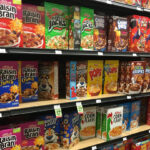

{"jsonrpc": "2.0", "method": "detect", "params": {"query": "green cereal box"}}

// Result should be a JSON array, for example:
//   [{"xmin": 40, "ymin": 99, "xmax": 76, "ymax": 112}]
[
  {"xmin": 80, "ymin": 7, "xmax": 94, "ymax": 51},
  {"xmin": 96, "ymin": 107, "xmax": 102, "ymax": 139},
  {"xmin": 44, "ymin": 2, "xmax": 69, "ymax": 50}
]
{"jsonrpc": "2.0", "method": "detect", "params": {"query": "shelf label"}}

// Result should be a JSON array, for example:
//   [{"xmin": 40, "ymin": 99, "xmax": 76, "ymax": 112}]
[
  {"xmin": 55, "ymin": 50, "xmax": 62, "ymax": 55},
  {"xmin": 76, "ymin": 102, "xmax": 83, "ymax": 114},
  {"xmin": 54, "ymin": 105, "xmax": 62, "ymax": 118},
  {"xmin": 0, "ymin": 49, "xmax": 6, "ymax": 54},
  {"xmin": 132, "ymin": 53, "xmax": 137, "ymax": 57},
  {"xmin": 98, "ymin": 52, "xmax": 103, "ymax": 56},
  {"xmin": 123, "ymin": 137, "xmax": 127, "ymax": 141},
  {"xmin": 127, "ymin": 96, "xmax": 132, "ymax": 99},
  {"xmin": 106, "ymin": 0, "xmax": 112, "ymax": 4},
  {"xmin": 0, "ymin": 113, "xmax": 2, "ymax": 118},
  {"xmin": 136, "ymin": 7, "xmax": 142, "ymax": 11},
  {"xmin": 92, "ymin": 146, "xmax": 97, "ymax": 150},
  {"xmin": 149, "ymin": 130, "xmax": 150, "ymax": 133},
  {"xmin": 96, "ymin": 99, "xmax": 102, "ymax": 103}
]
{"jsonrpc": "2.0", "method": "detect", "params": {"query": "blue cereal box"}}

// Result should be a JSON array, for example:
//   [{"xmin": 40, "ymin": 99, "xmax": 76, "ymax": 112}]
[
  {"xmin": 20, "ymin": 61, "xmax": 38, "ymax": 102},
  {"xmin": 61, "ymin": 112, "xmax": 80, "ymax": 149},
  {"xmin": 0, "ymin": 61, "xmax": 19, "ymax": 108},
  {"xmin": 100, "ymin": 145, "xmax": 114, "ymax": 150},
  {"xmin": 66, "ymin": 61, "xmax": 77, "ymax": 100}
]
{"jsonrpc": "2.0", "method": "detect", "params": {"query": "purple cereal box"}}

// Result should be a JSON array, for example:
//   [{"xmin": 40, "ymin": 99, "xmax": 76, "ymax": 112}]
[
  {"xmin": 21, "ymin": 121, "xmax": 44, "ymax": 150},
  {"xmin": 0, "ymin": 127, "xmax": 21, "ymax": 150}
]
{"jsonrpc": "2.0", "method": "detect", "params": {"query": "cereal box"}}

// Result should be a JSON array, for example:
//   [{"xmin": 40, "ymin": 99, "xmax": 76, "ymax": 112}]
[
  {"xmin": 108, "ymin": 16, "xmax": 128, "ymax": 52},
  {"xmin": 80, "ymin": 7, "xmax": 94, "ymax": 50},
  {"xmin": 39, "ymin": 61, "xmax": 59, "ymax": 100},
  {"xmin": 87, "ymin": 60, "xmax": 103, "ymax": 97},
  {"xmin": 80, "ymin": 106, "xmax": 96, "ymax": 140},
  {"xmin": 94, "ymin": 15, "xmax": 107, "ymax": 52},
  {"xmin": 130, "ymin": 101, "xmax": 141, "ymax": 130},
  {"xmin": 103, "ymin": 60, "xmax": 119, "ymax": 94},
  {"xmin": 22, "ymin": 4, "xmax": 45, "ymax": 48},
  {"xmin": 0, "ymin": 61, "xmax": 19, "ymax": 108},
  {"xmin": 19, "ymin": 61, "xmax": 38, "ymax": 103},
  {"xmin": 66, "ymin": 61, "xmax": 77, "ymax": 100},
  {"xmin": 142, "ymin": 0, "xmax": 150, "ymax": 9},
  {"xmin": 101, "ymin": 145, "xmax": 114, "ymax": 150},
  {"xmin": 45, "ymin": 2, "xmax": 69, "ymax": 50},
  {"xmin": 61, "ymin": 112, "xmax": 80, "ymax": 149},
  {"xmin": 0, "ymin": 127, "xmax": 21, "ymax": 150},
  {"xmin": 126, "ymin": 0, "xmax": 141, "ymax": 6},
  {"xmin": 76, "ymin": 61, "xmax": 87, "ymax": 99},
  {"xmin": 21, "ymin": 121, "xmax": 44, "ymax": 150},
  {"xmin": 145, "ymin": 18, "xmax": 150, "ymax": 52},
  {"xmin": 0, "ymin": 0, "xmax": 22, "ymax": 47},
  {"xmin": 69, "ymin": 6, "xmax": 81, "ymax": 50},
  {"xmin": 96, "ymin": 107, "xmax": 102, "ymax": 139}
]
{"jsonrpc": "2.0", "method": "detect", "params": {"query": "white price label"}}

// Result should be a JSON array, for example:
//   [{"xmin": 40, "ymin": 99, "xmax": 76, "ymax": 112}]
[
  {"xmin": 55, "ymin": 50, "xmax": 62, "ymax": 55},
  {"xmin": 123, "ymin": 137, "xmax": 127, "ymax": 141},
  {"xmin": 149, "ymin": 130, "xmax": 150, "ymax": 133},
  {"xmin": 98, "ymin": 52, "xmax": 103, "ymax": 56},
  {"xmin": 132, "ymin": 53, "xmax": 137, "ymax": 57},
  {"xmin": 54, "ymin": 105, "xmax": 62, "ymax": 118},
  {"xmin": 76, "ymin": 102, "xmax": 83, "ymax": 114},
  {"xmin": 92, "ymin": 146, "xmax": 97, "ymax": 150},
  {"xmin": 0, "ymin": 49, "xmax": 6, "ymax": 53},
  {"xmin": 136, "ymin": 7, "xmax": 142, "ymax": 11},
  {"xmin": 127, "ymin": 96, "xmax": 132, "ymax": 99},
  {"xmin": 96, "ymin": 99, "xmax": 102, "ymax": 103},
  {"xmin": 106, "ymin": 0, "xmax": 112, "ymax": 4},
  {"xmin": 0, "ymin": 113, "xmax": 2, "ymax": 118}
]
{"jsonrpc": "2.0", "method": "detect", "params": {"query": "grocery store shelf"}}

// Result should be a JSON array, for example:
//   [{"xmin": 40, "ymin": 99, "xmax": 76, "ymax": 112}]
[
  {"xmin": 0, "ymin": 92, "xmax": 150, "ymax": 118},
  {"xmin": 72, "ymin": 125, "xmax": 150, "ymax": 150}
]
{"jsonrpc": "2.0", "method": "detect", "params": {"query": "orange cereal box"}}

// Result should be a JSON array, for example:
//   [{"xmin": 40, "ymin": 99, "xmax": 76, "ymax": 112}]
[
  {"xmin": 103, "ymin": 60, "xmax": 119, "ymax": 94},
  {"xmin": 87, "ymin": 60, "xmax": 103, "ymax": 97}
]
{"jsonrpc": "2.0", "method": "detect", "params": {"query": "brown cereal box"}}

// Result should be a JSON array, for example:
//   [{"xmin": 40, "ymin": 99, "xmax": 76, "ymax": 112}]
[{"xmin": 39, "ymin": 61, "xmax": 59, "ymax": 100}]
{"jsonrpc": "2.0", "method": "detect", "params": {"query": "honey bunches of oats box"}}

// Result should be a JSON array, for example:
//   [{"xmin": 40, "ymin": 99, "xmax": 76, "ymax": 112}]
[{"xmin": 45, "ymin": 2, "xmax": 69, "ymax": 50}]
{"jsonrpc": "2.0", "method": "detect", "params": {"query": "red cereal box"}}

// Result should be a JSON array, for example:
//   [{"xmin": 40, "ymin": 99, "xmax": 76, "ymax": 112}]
[
  {"xmin": 145, "ymin": 18, "xmax": 150, "ymax": 52},
  {"xmin": 0, "ymin": 0, "xmax": 22, "ymax": 47},
  {"xmin": 126, "ymin": 0, "xmax": 141, "ymax": 6},
  {"xmin": 23, "ymin": 4, "xmax": 45, "ymax": 48},
  {"xmin": 142, "ymin": 0, "xmax": 150, "ymax": 9}
]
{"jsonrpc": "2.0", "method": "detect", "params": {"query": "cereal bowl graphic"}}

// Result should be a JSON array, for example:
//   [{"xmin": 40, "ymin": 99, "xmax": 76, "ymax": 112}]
[
  {"xmin": 80, "ymin": 126, "xmax": 95, "ymax": 139},
  {"xmin": 88, "ymin": 84, "xmax": 101, "ymax": 96},
  {"xmin": 129, "ymin": 83, "xmax": 141, "ymax": 94},
  {"xmin": 109, "ymin": 126, "xmax": 122, "ymax": 139},
  {"xmin": 130, "ymin": 120, "xmax": 138, "ymax": 129},
  {"xmin": 106, "ymin": 82, "xmax": 117, "ymax": 94},
  {"xmin": 45, "ymin": 143, "xmax": 60, "ymax": 150}
]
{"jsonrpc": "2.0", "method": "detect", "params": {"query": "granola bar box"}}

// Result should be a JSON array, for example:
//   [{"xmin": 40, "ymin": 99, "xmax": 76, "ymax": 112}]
[
  {"xmin": 80, "ymin": 7, "xmax": 94, "ymax": 50},
  {"xmin": 45, "ymin": 2, "xmax": 69, "ymax": 50},
  {"xmin": 0, "ymin": 127, "xmax": 21, "ymax": 150},
  {"xmin": 66, "ymin": 61, "xmax": 77, "ymax": 100},
  {"xmin": 103, "ymin": 60, "xmax": 119, "ymax": 94},
  {"xmin": 94, "ymin": 15, "xmax": 107, "ymax": 52},
  {"xmin": 107, "ymin": 16, "xmax": 128, "ymax": 52},
  {"xmin": 19, "ymin": 61, "xmax": 38, "ymax": 103},
  {"xmin": 80, "ymin": 106, "xmax": 96, "ymax": 140},
  {"xmin": 87, "ymin": 60, "xmax": 103, "ymax": 97},
  {"xmin": 20, "ymin": 121, "xmax": 44, "ymax": 150},
  {"xmin": 69, "ymin": 6, "xmax": 81, "ymax": 50},
  {"xmin": 39, "ymin": 61, "xmax": 59, "ymax": 100},
  {"xmin": 0, "ymin": 61, "xmax": 19, "ymax": 108},
  {"xmin": 22, "ymin": 4, "xmax": 45, "ymax": 48},
  {"xmin": 0, "ymin": 0, "xmax": 22, "ymax": 47},
  {"xmin": 76, "ymin": 61, "xmax": 87, "ymax": 99},
  {"xmin": 61, "ymin": 111, "xmax": 80, "ymax": 149}
]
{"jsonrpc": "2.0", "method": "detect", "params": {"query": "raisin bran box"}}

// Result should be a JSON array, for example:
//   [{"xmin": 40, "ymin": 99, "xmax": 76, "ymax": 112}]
[
  {"xmin": 0, "ymin": 127, "xmax": 21, "ymax": 150},
  {"xmin": 76, "ymin": 61, "xmax": 87, "ymax": 99},
  {"xmin": 80, "ymin": 106, "xmax": 96, "ymax": 140},
  {"xmin": 61, "ymin": 111, "xmax": 80, "ymax": 149},
  {"xmin": 107, "ymin": 16, "xmax": 128, "ymax": 52},
  {"xmin": 20, "ymin": 121, "xmax": 44, "ymax": 150},
  {"xmin": 80, "ymin": 7, "xmax": 94, "ymax": 50},
  {"xmin": 19, "ymin": 61, "xmax": 38, "ymax": 103},
  {"xmin": 45, "ymin": 2, "xmax": 69, "ymax": 50},
  {"xmin": 0, "ymin": 0, "xmax": 22, "ymax": 47},
  {"xmin": 94, "ymin": 15, "xmax": 107, "ymax": 52},
  {"xmin": 23, "ymin": 4, "xmax": 45, "ymax": 48},
  {"xmin": 0, "ymin": 61, "xmax": 19, "ymax": 108},
  {"xmin": 66, "ymin": 61, "xmax": 77, "ymax": 100},
  {"xmin": 39, "ymin": 61, "xmax": 59, "ymax": 100},
  {"xmin": 87, "ymin": 60, "xmax": 103, "ymax": 97}
]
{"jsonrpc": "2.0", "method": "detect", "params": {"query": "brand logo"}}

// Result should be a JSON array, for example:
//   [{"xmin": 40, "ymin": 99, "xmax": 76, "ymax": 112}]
[
  {"xmin": 24, "ymin": 127, "xmax": 40, "ymax": 139},
  {"xmin": 117, "ymin": 20, "xmax": 127, "ymax": 30},
  {"xmin": 82, "ymin": 18, "xmax": 93, "ymax": 32}
]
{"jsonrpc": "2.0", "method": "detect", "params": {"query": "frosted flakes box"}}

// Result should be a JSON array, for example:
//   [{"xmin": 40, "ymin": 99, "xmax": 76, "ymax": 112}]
[
  {"xmin": 0, "ymin": 0, "xmax": 22, "ymax": 47},
  {"xmin": 76, "ymin": 61, "xmax": 87, "ymax": 99},
  {"xmin": 0, "ymin": 127, "xmax": 21, "ymax": 150},
  {"xmin": 96, "ymin": 107, "xmax": 102, "ymax": 139},
  {"xmin": 39, "ymin": 61, "xmax": 59, "ymax": 100},
  {"xmin": 80, "ymin": 106, "xmax": 96, "ymax": 140},
  {"xmin": 103, "ymin": 60, "xmax": 119, "ymax": 94},
  {"xmin": 66, "ymin": 61, "xmax": 77, "ymax": 100},
  {"xmin": 80, "ymin": 7, "xmax": 94, "ymax": 50},
  {"xmin": 21, "ymin": 121, "xmax": 44, "ymax": 150},
  {"xmin": 23, "ymin": 4, "xmax": 45, "ymax": 48},
  {"xmin": 45, "ymin": 2, "xmax": 69, "ymax": 50},
  {"xmin": 87, "ymin": 60, "xmax": 103, "ymax": 97},
  {"xmin": 61, "ymin": 112, "xmax": 80, "ymax": 149},
  {"xmin": 19, "ymin": 61, "xmax": 38, "ymax": 103},
  {"xmin": 0, "ymin": 61, "xmax": 19, "ymax": 108}
]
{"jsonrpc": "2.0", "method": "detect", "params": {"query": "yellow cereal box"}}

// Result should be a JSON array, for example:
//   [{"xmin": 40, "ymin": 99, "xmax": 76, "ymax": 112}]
[
  {"xmin": 87, "ymin": 60, "xmax": 103, "ymax": 97},
  {"xmin": 103, "ymin": 60, "xmax": 119, "ymax": 94}
]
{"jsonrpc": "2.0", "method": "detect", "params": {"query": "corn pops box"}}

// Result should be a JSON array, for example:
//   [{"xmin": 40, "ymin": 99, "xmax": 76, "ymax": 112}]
[
  {"xmin": 21, "ymin": 121, "xmax": 44, "ymax": 150},
  {"xmin": 0, "ymin": 127, "xmax": 21, "ymax": 150},
  {"xmin": 19, "ymin": 61, "xmax": 38, "ymax": 103},
  {"xmin": 0, "ymin": 61, "xmax": 19, "ymax": 108},
  {"xmin": 80, "ymin": 7, "xmax": 94, "ymax": 50},
  {"xmin": 0, "ymin": 0, "xmax": 22, "ymax": 47},
  {"xmin": 87, "ymin": 60, "xmax": 103, "ymax": 97},
  {"xmin": 45, "ymin": 2, "xmax": 69, "ymax": 50},
  {"xmin": 23, "ymin": 4, "xmax": 45, "ymax": 48}
]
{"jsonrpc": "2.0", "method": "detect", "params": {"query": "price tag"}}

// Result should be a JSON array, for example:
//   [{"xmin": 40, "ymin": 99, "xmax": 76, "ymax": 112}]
[
  {"xmin": 0, "ymin": 113, "xmax": 2, "ymax": 118},
  {"xmin": 149, "ymin": 130, "xmax": 150, "ymax": 133},
  {"xmin": 0, "ymin": 49, "xmax": 6, "ymax": 53},
  {"xmin": 92, "ymin": 146, "xmax": 97, "ymax": 150},
  {"xmin": 98, "ymin": 52, "xmax": 103, "ymax": 56},
  {"xmin": 54, "ymin": 105, "xmax": 62, "ymax": 118},
  {"xmin": 106, "ymin": 0, "xmax": 112, "ymax": 4},
  {"xmin": 136, "ymin": 7, "xmax": 142, "ymax": 11},
  {"xmin": 76, "ymin": 102, "xmax": 83, "ymax": 114},
  {"xmin": 96, "ymin": 99, "xmax": 102, "ymax": 103},
  {"xmin": 123, "ymin": 137, "xmax": 127, "ymax": 141},
  {"xmin": 132, "ymin": 53, "xmax": 137, "ymax": 57},
  {"xmin": 55, "ymin": 50, "xmax": 62, "ymax": 55},
  {"xmin": 127, "ymin": 96, "xmax": 132, "ymax": 99}
]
